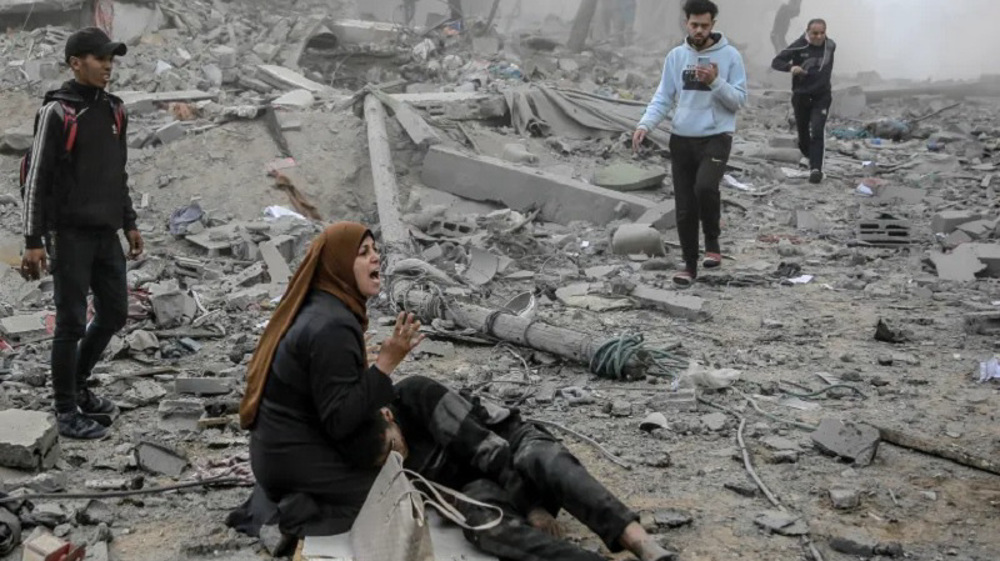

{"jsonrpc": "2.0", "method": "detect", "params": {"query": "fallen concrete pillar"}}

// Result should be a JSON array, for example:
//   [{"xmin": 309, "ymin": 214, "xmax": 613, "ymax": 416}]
[
  {"xmin": 612, "ymin": 224, "xmax": 666, "ymax": 257},
  {"xmin": 364, "ymin": 95, "xmax": 411, "ymax": 264},
  {"xmin": 394, "ymin": 92, "xmax": 507, "ymax": 121},
  {"xmin": 421, "ymin": 146, "xmax": 655, "ymax": 225},
  {"xmin": 369, "ymin": 89, "xmax": 441, "ymax": 149}
]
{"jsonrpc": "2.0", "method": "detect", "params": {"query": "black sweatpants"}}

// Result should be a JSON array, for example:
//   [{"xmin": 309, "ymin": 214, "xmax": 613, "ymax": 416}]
[
  {"xmin": 457, "ymin": 421, "xmax": 638, "ymax": 561},
  {"xmin": 49, "ymin": 229, "xmax": 128, "ymax": 413},
  {"xmin": 792, "ymin": 91, "xmax": 831, "ymax": 172},
  {"xmin": 669, "ymin": 133, "xmax": 732, "ymax": 275}
]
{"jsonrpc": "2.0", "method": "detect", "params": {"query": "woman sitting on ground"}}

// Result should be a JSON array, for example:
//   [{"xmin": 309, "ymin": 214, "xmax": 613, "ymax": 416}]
[{"xmin": 238, "ymin": 222, "xmax": 424, "ymax": 537}]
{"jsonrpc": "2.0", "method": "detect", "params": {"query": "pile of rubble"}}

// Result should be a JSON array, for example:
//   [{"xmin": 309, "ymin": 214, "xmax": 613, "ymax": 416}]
[{"xmin": 0, "ymin": 1, "xmax": 999, "ymax": 560}]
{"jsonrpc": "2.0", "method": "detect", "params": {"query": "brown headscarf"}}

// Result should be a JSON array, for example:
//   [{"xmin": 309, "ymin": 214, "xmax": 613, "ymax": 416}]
[{"xmin": 239, "ymin": 222, "xmax": 372, "ymax": 429}]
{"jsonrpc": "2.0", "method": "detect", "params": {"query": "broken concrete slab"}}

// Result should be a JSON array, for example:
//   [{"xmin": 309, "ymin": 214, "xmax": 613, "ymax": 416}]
[
  {"xmin": 226, "ymin": 285, "xmax": 271, "ymax": 311},
  {"xmin": 874, "ymin": 184, "xmax": 924, "ymax": 204},
  {"xmin": 155, "ymin": 121, "xmax": 185, "ymax": 145},
  {"xmin": 260, "ymin": 240, "xmax": 292, "ymax": 284},
  {"xmin": 150, "ymin": 288, "xmax": 193, "ymax": 328},
  {"xmin": 968, "ymin": 243, "xmax": 1000, "ymax": 277},
  {"xmin": 753, "ymin": 510, "xmax": 809, "ymax": 536},
  {"xmin": 370, "ymin": 89, "xmax": 441, "ymax": 149},
  {"xmin": 592, "ymin": 163, "xmax": 666, "ymax": 192},
  {"xmin": 631, "ymin": 285, "xmax": 707, "ymax": 321},
  {"xmin": 652, "ymin": 509, "xmax": 693, "ymax": 529},
  {"xmin": 257, "ymin": 65, "xmax": 330, "ymax": 94},
  {"xmin": 0, "ymin": 312, "xmax": 49, "ymax": 342},
  {"xmin": 555, "ymin": 283, "xmax": 630, "ymax": 312},
  {"xmin": 464, "ymin": 247, "xmax": 500, "ymax": 286},
  {"xmin": 422, "ymin": 146, "xmax": 654, "ymax": 226},
  {"xmin": 77, "ymin": 499, "xmax": 114, "ymax": 526},
  {"xmin": 634, "ymin": 200, "xmax": 677, "ymax": 231},
  {"xmin": 158, "ymin": 399, "xmax": 206, "ymax": 432},
  {"xmin": 793, "ymin": 210, "xmax": 821, "ymax": 231},
  {"xmin": 135, "ymin": 441, "xmax": 188, "ymax": 477},
  {"xmin": 955, "ymin": 219, "xmax": 994, "ymax": 240},
  {"xmin": 271, "ymin": 89, "xmax": 315, "ymax": 110},
  {"xmin": 0, "ymin": 409, "xmax": 59, "ymax": 471},
  {"xmin": 932, "ymin": 211, "xmax": 982, "ymax": 234},
  {"xmin": 811, "ymin": 418, "xmax": 881, "ymax": 467},
  {"xmin": 174, "ymin": 377, "xmax": 232, "ymax": 396},
  {"xmin": 612, "ymin": 224, "xmax": 666, "ymax": 257},
  {"xmin": 929, "ymin": 245, "xmax": 988, "ymax": 282}
]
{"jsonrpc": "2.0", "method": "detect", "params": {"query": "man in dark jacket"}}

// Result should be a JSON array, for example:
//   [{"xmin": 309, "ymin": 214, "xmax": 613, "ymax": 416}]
[
  {"xmin": 772, "ymin": 18, "xmax": 836, "ymax": 184},
  {"xmin": 344, "ymin": 376, "xmax": 676, "ymax": 561},
  {"xmin": 21, "ymin": 27, "xmax": 144, "ymax": 439}
]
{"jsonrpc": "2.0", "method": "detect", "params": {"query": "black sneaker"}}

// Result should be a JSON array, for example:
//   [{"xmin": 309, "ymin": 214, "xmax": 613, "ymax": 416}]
[
  {"xmin": 809, "ymin": 169, "xmax": 823, "ymax": 184},
  {"xmin": 77, "ymin": 388, "xmax": 118, "ymax": 427},
  {"xmin": 57, "ymin": 410, "xmax": 108, "ymax": 440}
]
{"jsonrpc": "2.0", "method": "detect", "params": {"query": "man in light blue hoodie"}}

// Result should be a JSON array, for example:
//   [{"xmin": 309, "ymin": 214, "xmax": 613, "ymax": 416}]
[{"xmin": 632, "ymin": 0, "xmax": 747, "ymax": 288}]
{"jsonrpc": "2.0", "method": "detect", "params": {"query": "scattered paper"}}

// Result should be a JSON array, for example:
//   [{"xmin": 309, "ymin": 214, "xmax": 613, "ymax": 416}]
[
  {"xmin": 781, "ymin": 167, "xmax": 810, "ymax": 179},
  {"xmin": 786, "ymin": 275, "xmax": 814, "ymax": 284},
  {"xmin": 856, "ymin": 184, "xmax": 874, "ymax": 196},
  {"xmin": 979, "ymin": 357, "xmax": 1000, "ymax": 383}
]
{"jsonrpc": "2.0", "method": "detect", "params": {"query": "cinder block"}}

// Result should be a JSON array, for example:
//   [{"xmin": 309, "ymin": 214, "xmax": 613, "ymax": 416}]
[
  {"xmin": 634, "ymin": 200, "xmax": 676, "ymax": 231},
  {"xmin": 858, "ymin": 218, "xmax": 911, "ymax": 246}
]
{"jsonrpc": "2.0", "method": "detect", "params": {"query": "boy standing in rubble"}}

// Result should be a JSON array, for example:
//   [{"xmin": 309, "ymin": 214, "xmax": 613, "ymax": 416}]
[
  {"xmin": 21, "ymin": 28, "xmax": 144, "ymax": 439},
  {"xmin": 632, "ymin": 0, "xmax": 747, "ymax": 288}
]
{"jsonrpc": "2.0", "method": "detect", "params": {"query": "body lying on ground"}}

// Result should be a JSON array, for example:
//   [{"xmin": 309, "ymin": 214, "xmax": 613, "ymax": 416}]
[{"xmin": 341, "ymin": 375, "xmax": 677, "ymax": 561}]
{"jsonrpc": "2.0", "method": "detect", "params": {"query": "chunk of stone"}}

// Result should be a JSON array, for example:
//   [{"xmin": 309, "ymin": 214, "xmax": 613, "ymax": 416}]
[
  {"xmin": 810, "ymin": 418, "xmax": 881, "ymax": 467},
  {"xmin": 700, "ymin": 412, "xmax": 728, "ymax": 432},
  {"xmin": 753, "ymin": 510, "xmax": 809, "ymax": 536},
  {"xmin": 135, "ymin": 441, "xmax": 188, "ymax": 477},
  {"xmin": 829, "ymin": 529, "xmax": 878, "ymax": 556},
  {"xmin": 0, "ymin": 409, "xmax": 59, "ymax": 471},
  {"xmin": 829, "ymin": 488, "xmax": 860, "ymax": 509}
]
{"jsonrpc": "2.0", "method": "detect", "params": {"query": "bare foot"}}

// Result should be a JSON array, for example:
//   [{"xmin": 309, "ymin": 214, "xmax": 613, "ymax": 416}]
[
  {"xmin": 619, "ymin": 522, "xmax": 678, "ymax": 561},
  {"xmin": 526, "ymin": 507, "xmax": 562, "ymax": 538}
]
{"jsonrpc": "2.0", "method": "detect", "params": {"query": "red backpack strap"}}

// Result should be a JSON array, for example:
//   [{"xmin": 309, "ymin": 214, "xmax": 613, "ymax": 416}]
[
  {"xmin": 112, "ymin": 101, "xmax": 125, "ymax": 137},
  {"xmin": 58, "ymin": 101, "xmax": 79, "ymax": 153}
]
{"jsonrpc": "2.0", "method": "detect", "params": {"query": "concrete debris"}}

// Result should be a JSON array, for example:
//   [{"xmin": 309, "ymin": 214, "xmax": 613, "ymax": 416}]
[
  {"xmin": 630, "ymin": 285, "xmax": 707, "ymax": 320},
  {"xmin": 811, "ymin": 418, "xmax": 881, "ymax": 467},
  {"xmin": 422, "ymin": 146, "xmax": 654, "ymax": 225},
  {"xmin": 77, "ymin": 499, "xmax": 114, "ymax": 526},
  {"xmin": 174, "ymin": 377, "xmax": 232, "ymax": 396},
  {"xmin": 135, "ymin": 441, "xmax": 188, "ymax": 478},
  {"xmin": 932, "ymin": 211, "xmax": 981, "ymax": 234},
  {"xmin": 753, "ymin": 510, "xmax": 809, "ymax": 536},
  {"xmin": 592, "ymin": 163, "xmax": 667, "ymax": 192},
  {"xmin": 155, "ymin": 121, "xmax": 185, "ymax": 145},
  {"xmin": 829, "ymin": 529, "xmax": 879, "ymax": 557},
  {"xmin": 612, "ymin": 224, "xmax": 666, "ymax": 257},
  {"xmin": 158, "ymin": 399, "xmax": 207, "ymax": 432},
  {"xmin": 0, "ymin": 410, "xmax": 59, "ymax": 471},
  {"xmin": 272, "ymin": 89, "xmax": 315, "ymax": 110},
  {"xmin": 634, "ymin": 200, "xmax": 677, "ymax": 231},
  {"xmin": 260, "ymin": 239, "xmax": 293, "ymax": 285},
  {"xmin": 502, "ymin": 143, "xmax": 539, "ymax": 164},
  {"xmin": 257, "ymin": 64, "xmax": 330, "ymax": 94}
]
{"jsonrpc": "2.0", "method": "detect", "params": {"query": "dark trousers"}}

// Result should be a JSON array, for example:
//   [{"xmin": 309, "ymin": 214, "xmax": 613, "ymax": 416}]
[
  {"xmin": 669, "ymin": 133, "xmax": 732, "ymax": 275},
  {"xmin": 792, "ymin": 91, "xmax": 832, "ymax": 171},
  {"xmin": 458, "ymin": 422, "xmax": 638, "ymax": 561},
  {"xmin": 49, "ymin": 229, "xmax": 128, "ymax": 413}
]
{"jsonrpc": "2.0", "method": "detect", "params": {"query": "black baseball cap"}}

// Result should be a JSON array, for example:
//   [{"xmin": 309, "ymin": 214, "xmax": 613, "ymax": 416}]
[{"xmin": 65, "ymin": 27, "xmax": 127, "ymax": 63}]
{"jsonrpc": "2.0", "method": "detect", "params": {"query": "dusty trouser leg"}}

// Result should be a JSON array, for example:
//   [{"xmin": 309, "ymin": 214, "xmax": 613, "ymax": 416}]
[
  {"xmin": 791, "ymin": 93, "xmax": 813, "ymax": 160},
  {"xmin": 457, "ymin": 479, "xmax": 606, "ymax": 561},
  {"xmin": 808, "ymin": 92, "xmax": 832, "ymax": 172},
  {"xmin": 669, "ymin": 134, "xmax": 701, "ymax": 274},
  {"xmin": 694, "ymin": 134, "xmax": 732, "ymax": 256},
  {"xmin": 506, "ymin": 422, "xmax": 639, "ymax": 553}
]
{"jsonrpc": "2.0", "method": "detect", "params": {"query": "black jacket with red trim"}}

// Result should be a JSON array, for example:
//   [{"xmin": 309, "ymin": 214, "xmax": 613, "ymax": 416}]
[{"xmin": 22, "ymin": 80, "xmax": 137, "ymax": 249}]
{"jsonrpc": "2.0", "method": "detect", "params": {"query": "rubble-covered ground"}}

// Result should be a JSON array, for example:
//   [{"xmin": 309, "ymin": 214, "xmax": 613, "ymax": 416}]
[{"xmin": 1, "ymin": 1, "xmax": 999, "ymax": 560}]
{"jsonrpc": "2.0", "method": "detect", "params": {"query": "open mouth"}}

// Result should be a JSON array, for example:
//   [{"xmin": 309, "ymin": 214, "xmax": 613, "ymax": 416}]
[{"xmin": 370, "ymin": 270, "xmax": 380, "ymax": 282}]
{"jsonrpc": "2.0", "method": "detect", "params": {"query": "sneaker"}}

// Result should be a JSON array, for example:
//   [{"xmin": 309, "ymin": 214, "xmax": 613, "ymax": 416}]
[
  {"xmin": 703, "ymin": 252, "xmax": 723, "ymax": 269},
  {"xmin": 809, "ymin": 169, "xmax": 823, "ymax": 184},
  {"xmin": 77, "ymin": 388, "xmax": 118, "ymax": 427},
  {"xmin": 672, "ymin": 270, "xmax": 696, "ymax": 288},
  {"xmin": 57, "ymin": 410, "xmax": 108, "ymax": 440}
]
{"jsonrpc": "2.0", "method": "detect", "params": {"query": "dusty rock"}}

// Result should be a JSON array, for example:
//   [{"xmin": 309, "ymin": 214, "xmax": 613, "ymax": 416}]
[
  {"xmin": 0, "ymin": 409, "xmax": 59, "ymax": 471},
  {"xmin": 829, "ymin": 529, "xmax": 878, "ymax": 556},
  {"xmin": 753, "ymin": 510, "xmax": 809, "ymax": 536},
  {"xmin": 811, "ymin": 418, "xmax": 881, "ymax": 467},
  {"xmin": 829, "ymin": 488, "xmax": 860, "ymax": 509}
]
